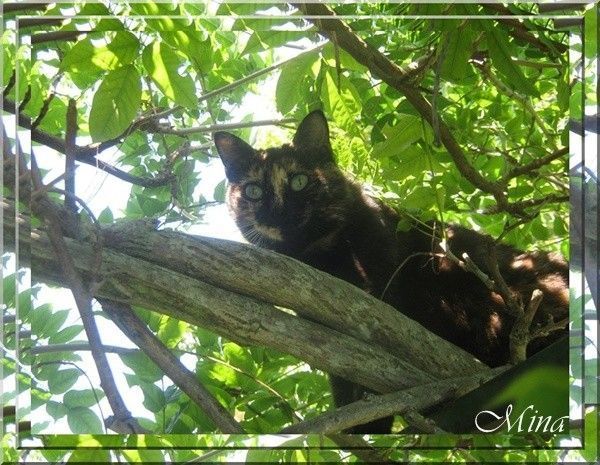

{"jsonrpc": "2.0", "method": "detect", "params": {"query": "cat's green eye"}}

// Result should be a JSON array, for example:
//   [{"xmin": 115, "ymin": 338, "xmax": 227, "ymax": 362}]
[
  {"xmin": 290, "ymin": 173, "xmax": 309, "ymax": 192},
  {"xmin": 243, "ymin": 183, "xmax": 263, "ymax": 200}
]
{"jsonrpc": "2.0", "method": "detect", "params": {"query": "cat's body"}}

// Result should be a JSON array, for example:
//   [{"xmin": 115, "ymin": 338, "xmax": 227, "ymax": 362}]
[{"xmin": 214, "ymin": 110, "xmax": 569, "ymax": 433}]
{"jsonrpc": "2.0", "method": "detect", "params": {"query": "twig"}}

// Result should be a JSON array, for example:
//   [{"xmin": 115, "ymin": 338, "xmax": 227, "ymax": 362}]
[
  {"xmin": 144, "ymin": 42, "xmax": 328, "ymax": 123},
  {"xmin": 485, "ymin": 194, "xmax": 569, "ymax": 215},
  {"xmin": 6, "ymin": 98, "xmax": 175, "ymax": 187},
  {"xmin": 504, "ymin": 147, "xmax": 569, "ymax": 180},
  {"xmin": 530, "ymin": 316, "xmax": 569, "ymax": 341},
  {"xmin": 28, "ymin": 343, "xmax": 134, "ymax": 356},
  {"xmin": 148, "ymin": 118, "xmax": 297, "ymax": 136},
  {"xmin": 28, "ymin": 153, "xmax": 146, "ymax": 434},
  {"xmin": 509, "ymin": 289, "xmax": 544, "ymax": 363},
  {"xmin": 380, "ymin": 252, "xmax": 437, "ymax": 300},
  {"xmin": 441, "ymin": 245, "xmax": 496, "ymax": 291},
  {"xmin": 99, "ymin": 299, "xmax": 245, "ymax": 434}
]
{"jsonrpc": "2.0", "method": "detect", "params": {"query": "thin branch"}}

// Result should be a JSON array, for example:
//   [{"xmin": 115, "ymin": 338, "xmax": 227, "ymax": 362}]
[
  {"xmin": 485, "ymin": 194, "xmax": 569, "ymax": 215},
  {"xmin": 28, "ymin": 343, "xmax": 134, "ymax": 356},
  {"xmin": 149, "ymin": 118, "xmax": 297, "ymax": 136},
  {"xmin": 144, "ymin": 42, "xmax": 329, "ymax": 123},
  {"xmin": 28, "ymin": 152, "xmax": 146, "ymax": 434},
  {"xmin": 99, "ymin": 299, "xmax": 245, "ymax": 434},
  {"xmin": 4, "ymin": 98, "xmax": 174, "ymax": 188},
  {"xmin": 31, "ymin": 30, "xmax": 86, "ymax": 45},
  {"xmin": 504, "ymin": 147, "xmax": 569, "ymax": 180},
  {"xmin": 281, "ymin": 369, "xmax": 503, "ymax": 434},
  {"xmin": 509, "ymin": 289, "xmax": 544, "ymax": 363},
  {"xmin": 530, "ymin": 316, "xmax": 569, "ymax": 341}
]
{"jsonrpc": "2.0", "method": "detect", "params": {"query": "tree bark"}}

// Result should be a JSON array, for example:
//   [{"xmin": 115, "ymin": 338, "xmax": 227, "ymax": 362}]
[{"xmin": 3, "ymin": 198, "xmax": 491, "ymax": 394}]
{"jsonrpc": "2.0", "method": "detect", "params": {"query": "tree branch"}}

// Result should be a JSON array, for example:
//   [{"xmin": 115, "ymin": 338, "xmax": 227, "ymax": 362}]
[
  {"xmin": 4, "ymin": 98, "xmax": 174, "ymax": 188},
  {"xmin": 4, "ymin": 195, "xmax": 494, "ymax": 396},
  {"xmin": 504, "ymin": 147, "xmax": 569, "ymax": 180},
  {"xmin": 27, "ymin": 154, "xmax": 146, "ymax": 434},
  {"xmin": 99, "ymin": 299, "xmax": 245, "ymax": 434},
  {"xmin": 280, "ymin": 370, "xmax": 501, "ymax": 434},
  {"xmin": 481, "ymin": 3, "xmax": 568, "ymax": 55},
  {"xmin": 64, "ymin": 99, "xmax": 77, "ymax": 212},
  {"xmin": 148, "ymin": 118, "xmax": 297, "ymax": 136},
  {"xmin": 296, "ymin": 3, "xmax": 506, "ymax": 201}
]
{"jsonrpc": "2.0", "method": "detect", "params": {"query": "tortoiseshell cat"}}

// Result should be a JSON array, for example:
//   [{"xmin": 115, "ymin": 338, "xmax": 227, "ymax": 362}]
[{"xmin": 213, "ymin": 110, "xmax": 569, "ymax": 433}]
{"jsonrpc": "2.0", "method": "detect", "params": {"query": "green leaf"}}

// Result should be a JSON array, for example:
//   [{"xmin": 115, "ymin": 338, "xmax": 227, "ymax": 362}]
[
  {"xmin": 242, "ymin": 30, "xmax": 309, "ymax": 56},
  {"xmin": 61, "ymin": 31, "xmax": 139, "ymax": 73},
  {"xmin": 63, "ymin": 389, "xmax": 102, "ymax": 408},
  {"xmin": 142, "ymin": 41, "xmax": 197, "ymax": 109},
  {"xmin": 66, "ymin": 406, "xmax": 104, "ymax": 433},
  {"xmin": 39, "ymin": 309, "xmax": 70, "ymax": 339},
  {"xmin": 276, "ymin": 50, "xmax": 320, "ymax": 114},
  {"xmin": 89, "ymin": 65, "xmax": 141, "ymax": 142},
  {"xmin": 213, "ymin": 179, "xmax": 226, "ymax": 202},
  {"xmin": 47, "ymin": 368, "xmax": 79, "ymax": 394},
  {"xmin": 482, "ymin": 22, "xmax": 538, "ymax": 97},
  {"xmin": 135, "ymin": 194, "xmax": 169, "ymax": 216},
  {"xmin": 48, "ymin": 325, "xmax": 83, "ymax": 344},
  {"xmin": 98, "ymin": 207, "xmax": 114, "ymax": 224},
  {"xmin": 160, "ymin": 31, "xmax": 212, "ymax": 73},
  {"xmin": 120, "ymin": 352, "xmax": 163, "ymax": 383},
  {"xmin": 440, "ymin": 27, "xmax": 474, "ymax": 82},
  {"xmin": 321, "ymin": 70, "xmax": 362, "ymax": 137},
  {"xmin": 157, "ymin": 316, "xmax": 188, "ymax": 348},
  {"xmin": 371, "ymin": 114, "xmax": 423, "ymax": 159},
  {"xmin": 46, "ymin": 400, "xmax": 68, "ymax": 420}
]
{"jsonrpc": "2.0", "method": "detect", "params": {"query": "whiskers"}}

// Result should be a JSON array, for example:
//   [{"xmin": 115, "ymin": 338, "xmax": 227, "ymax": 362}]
[{"xmin": 239, "ymin": 222, "xmax": 269, "ymax": 248}]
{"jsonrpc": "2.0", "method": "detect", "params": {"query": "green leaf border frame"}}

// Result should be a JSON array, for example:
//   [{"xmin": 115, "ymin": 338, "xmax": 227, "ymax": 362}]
[{"xmin": 1, "ymin": 1, "xmax": 597, "ymax": 463}]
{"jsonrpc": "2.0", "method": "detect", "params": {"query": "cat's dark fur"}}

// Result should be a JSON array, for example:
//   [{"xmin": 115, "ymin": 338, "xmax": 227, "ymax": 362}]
[{"xmin": 214, "ymin": 110, "xmax": 569, "ymax": 433}]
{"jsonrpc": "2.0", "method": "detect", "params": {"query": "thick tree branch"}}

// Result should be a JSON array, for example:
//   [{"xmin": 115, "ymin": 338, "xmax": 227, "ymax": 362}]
[
  {"xmin": 4, "ymin": 196, "xmax": 493, "ymax": 395},
  {"xmin": 101, "ymin": 222, "xmax": 486, "ymax": 378}
]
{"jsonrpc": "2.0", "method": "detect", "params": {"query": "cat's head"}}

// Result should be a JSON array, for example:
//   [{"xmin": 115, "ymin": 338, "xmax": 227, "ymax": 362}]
[{"xmin": 213, "ymin": 110, "xmax": 356, "ymax": 252}]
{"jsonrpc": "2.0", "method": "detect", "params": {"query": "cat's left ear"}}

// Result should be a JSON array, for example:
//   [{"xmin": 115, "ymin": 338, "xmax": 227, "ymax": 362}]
[
  {"xmin": 293, "ymin": 110, "xmax": 335, "ymax": 164},
  {"xmin": 213, "ymin": 132, "xmax": 256, "ymax": 181}
]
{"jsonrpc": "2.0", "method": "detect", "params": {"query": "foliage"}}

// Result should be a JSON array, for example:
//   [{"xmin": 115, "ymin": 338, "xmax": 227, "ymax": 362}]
[{"xmin": 1, "ymin": 1, "xmax": 597, "ymax": 464}]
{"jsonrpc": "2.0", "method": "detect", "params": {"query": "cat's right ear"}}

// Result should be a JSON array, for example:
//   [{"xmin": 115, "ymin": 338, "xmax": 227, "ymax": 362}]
[{"xmin": 213, "ymin": 132, "xmax": 256, "ymax": 181}]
